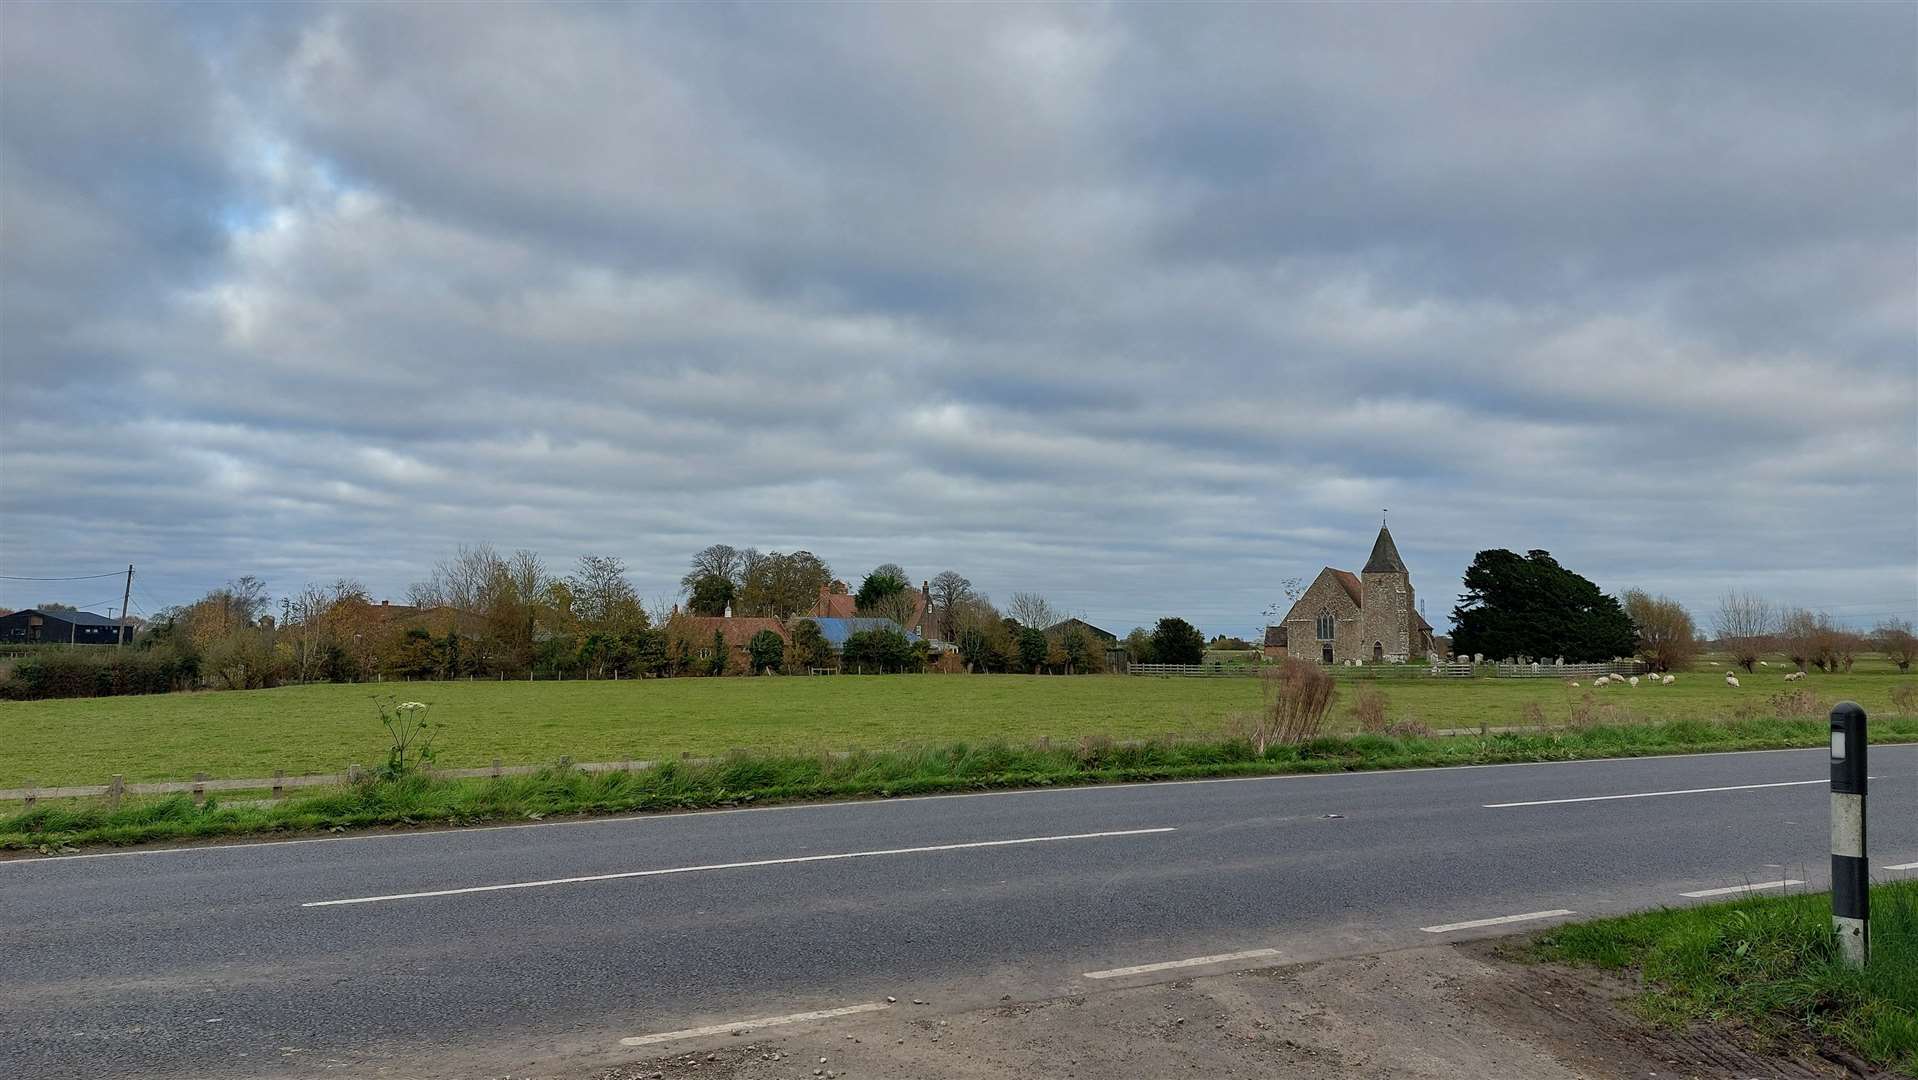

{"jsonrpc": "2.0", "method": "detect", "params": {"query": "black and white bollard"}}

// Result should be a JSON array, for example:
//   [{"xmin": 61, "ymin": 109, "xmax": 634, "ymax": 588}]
[{"xmin": 1830, "ymin": 701, "xmax": 1868, "ymax": 968}]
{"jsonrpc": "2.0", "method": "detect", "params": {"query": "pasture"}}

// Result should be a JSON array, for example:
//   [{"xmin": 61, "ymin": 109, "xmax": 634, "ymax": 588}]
[{"xmin": 2, "ymin": 666, "xmax": 1913, "ymax": 788}]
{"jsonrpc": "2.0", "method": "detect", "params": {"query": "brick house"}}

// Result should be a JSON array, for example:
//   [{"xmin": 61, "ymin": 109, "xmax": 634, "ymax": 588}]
[{"xmin": 1270, "ymin": 526, "xmax": 1434, "ymax": 664}]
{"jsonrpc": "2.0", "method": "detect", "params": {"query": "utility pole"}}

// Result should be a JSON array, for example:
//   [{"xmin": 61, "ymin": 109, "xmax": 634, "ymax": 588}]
[{"xmin": 118, "ymin": 564, "xmax": 134, "ymax": 648}]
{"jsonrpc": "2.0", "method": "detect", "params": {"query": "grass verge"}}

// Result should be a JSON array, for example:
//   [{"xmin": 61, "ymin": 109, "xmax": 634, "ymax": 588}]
[
  {"xmin": 5, "ymin": 713, "xmax": 1915, "ymax": 852},
  {"xmin": 4, "ymin": 669, "xmax": 1912, "ymax": 788},
  {"xmin": 1535, "ymin": 881, "xmax": 1918, "ymax": 1075}
]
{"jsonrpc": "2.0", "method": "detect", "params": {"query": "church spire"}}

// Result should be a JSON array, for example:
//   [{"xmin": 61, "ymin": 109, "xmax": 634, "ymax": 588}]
[{"xmin": 1362, "ymin": 524, "xmax": 1407, "ymax": 574}]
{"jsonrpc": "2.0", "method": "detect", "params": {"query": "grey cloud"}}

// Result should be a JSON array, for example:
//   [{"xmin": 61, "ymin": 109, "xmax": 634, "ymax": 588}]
[{"xmin": 1, "ymin": 1, "xmax": 1912, "ymax": 637}]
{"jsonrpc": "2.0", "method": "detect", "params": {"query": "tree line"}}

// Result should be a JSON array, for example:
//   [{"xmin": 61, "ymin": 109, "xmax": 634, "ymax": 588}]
[
  {"xmin": 1447, "ymin": 548, "xmax": 1914, "ymax": 673},
  {"xmin": 3, "ymin": 543, "xmax": 1225, "ymax": 696}
]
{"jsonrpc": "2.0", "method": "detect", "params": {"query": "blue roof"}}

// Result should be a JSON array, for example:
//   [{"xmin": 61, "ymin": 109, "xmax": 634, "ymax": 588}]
[{"xmin": 804, "ymin": 617, "xmax": 917, "ymax": 649}]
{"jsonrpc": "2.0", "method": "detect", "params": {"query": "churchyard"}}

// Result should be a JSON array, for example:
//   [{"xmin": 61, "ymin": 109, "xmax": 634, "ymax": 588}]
[{"xmin": 2, "ymin": 658, "xmax": 1912, "ymax": 788}]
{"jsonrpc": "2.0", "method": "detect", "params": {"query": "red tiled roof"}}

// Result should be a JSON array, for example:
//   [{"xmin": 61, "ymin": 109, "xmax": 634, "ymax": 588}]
[
  {"xmin": 1329, "ymin": 569, "xmax": 1362, "ymax": 605},
  {"xmin": 671, "ymin": 616, "xmax": 790, "ymax": 651}
]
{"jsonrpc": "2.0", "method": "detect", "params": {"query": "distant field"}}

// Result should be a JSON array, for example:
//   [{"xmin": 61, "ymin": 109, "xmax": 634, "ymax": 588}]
[{"xmin": 1, "ymin": 668, "xmax": 1912, "ymax": 787}]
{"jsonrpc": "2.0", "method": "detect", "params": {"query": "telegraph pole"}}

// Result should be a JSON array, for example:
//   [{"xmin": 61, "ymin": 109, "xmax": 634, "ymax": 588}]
[{"xmin": 118, "ymin": 564, "xmax": 134, "ymax": 648}]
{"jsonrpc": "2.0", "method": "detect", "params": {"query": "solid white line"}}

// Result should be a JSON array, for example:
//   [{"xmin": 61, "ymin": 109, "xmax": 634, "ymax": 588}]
[
  {"xmin": 302, "ymin": 827, "xmax": 1177, "ymax": 907},
  {"xmin": 1083, "ymin": 947, "xmax": 1281, "ymax": 980},
  {"xmin": 1881, "ymin": 861, "xmax": 1918, "ymax": 872},
  {"xmin": 618, "ymin": 1002, "xmax": 891, "ymax": 1047},
  {"xmin": 11, "ymin": 743, "xmax": 1894, "ymax": 866},
  {"xmin": 1420, "ymin": 909, "xmax": 1575, "ymax": 934},
  {"xmin": 1484, "ymin": 778, "xmax": 1826, "ymax": 808},
  {"xmin": 1679, "ymin": 879, "xmax": 1803, "ymax": 898}
]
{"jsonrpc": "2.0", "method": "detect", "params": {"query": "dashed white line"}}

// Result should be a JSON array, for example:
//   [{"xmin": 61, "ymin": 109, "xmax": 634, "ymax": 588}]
[
  {"xmin": 618, "ymin": 1003, "xmax": 891, "ymax": 1047},
  {"xmin": 1882, "ymin": 861, "xmax": 1918, "ymax": 872},
  {"xmin": 301, "ymin": 827, "xmax": 1177, "ymax": 907},
  {"xmin": 1420, "ymin": 909, "xmax": 1575, "ymax": 934},
  {"xmin": 1484, "ymin": 778, "xmax": 1828, "ymax": 808},
  {"xmin": 1083, "ymin": 948, "xmax": 1282, "ymax": 980},
  {"xmin": 1679, "ymin": 879, "xmax": 1803, "ymax": 898}
]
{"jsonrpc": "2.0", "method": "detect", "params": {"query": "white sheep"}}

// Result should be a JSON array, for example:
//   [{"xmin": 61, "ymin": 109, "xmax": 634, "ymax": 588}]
[
  {"xmin": 1759, "ymin": 660, "xmax": 1769, "ymax": 667},
  {"xmin": 1725, "ymin": 674, "xmax": 1740, "ymax": 688},
  {"xmin": 1569, "ymin": 680, "xmax": 1580, "ymax": 687},
  {"xmin": 1593, "ymin": 675, "xmax": 1609, "ymax": 687},
  {"xmin": 1709, "ymin": 661, "xmax": 1719, "ymax": 666},
  {"xmin": 1662, "ymin": 674, "xmax": 1675, "ymax": 685},
  {"xmin": 1628, "ymin": 676, "xmax": 1640, "ymax": 688}
]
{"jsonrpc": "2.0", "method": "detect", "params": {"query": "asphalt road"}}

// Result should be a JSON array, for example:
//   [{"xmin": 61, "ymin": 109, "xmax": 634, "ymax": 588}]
[{"xmin": 3, "ymin": 745, "xmax": 1914, "ymax": 1079}]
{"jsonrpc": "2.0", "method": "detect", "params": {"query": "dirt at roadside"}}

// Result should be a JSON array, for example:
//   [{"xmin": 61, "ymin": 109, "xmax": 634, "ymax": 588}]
[{"xmin": 586, "ymin": 944, "xmax": 1880, "ymax": 1080}]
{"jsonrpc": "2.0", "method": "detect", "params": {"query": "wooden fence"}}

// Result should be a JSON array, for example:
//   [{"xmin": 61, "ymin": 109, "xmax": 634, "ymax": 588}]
[{"xmin": 1125, "ymin": 662, "xmax": 1259, "ymax": 678}]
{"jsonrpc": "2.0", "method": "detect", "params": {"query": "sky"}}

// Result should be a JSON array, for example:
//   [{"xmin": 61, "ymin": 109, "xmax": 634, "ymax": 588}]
[{"xmin": 2, "ymin": 1, "xmax": 1914, "ymax": 638}]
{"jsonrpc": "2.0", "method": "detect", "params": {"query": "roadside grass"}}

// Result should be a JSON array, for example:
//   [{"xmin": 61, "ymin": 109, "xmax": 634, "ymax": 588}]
[
  {"xmin": 2, "ymin": 670, "xmax": 1913, "ymax": 788},
  {"xmin": 6, "ymin": 713, "xmax": 1918, "ymax": 852},
  {"xmin": 1535, "ymin": 881, "xmax": 1918, "ymax": 1075}
]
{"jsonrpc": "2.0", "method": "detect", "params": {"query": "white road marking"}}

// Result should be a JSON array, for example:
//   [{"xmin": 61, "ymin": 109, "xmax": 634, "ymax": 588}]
[
  {"xmin": 1083, "ymin": 948, "xmax": 1281, "ymax": 980},
  {"xmin": 10, "ymin": 743, "xmax": 1899, "ymax": 866},
  {"xmin": 302, "ymin": 827, "xmax": 1177, "ymax": 907},
  {"xmin": 1679, "ymin": 879, "xmax": 1803, "ymax": 898},
  {"xmin": 1484, "ymin": 778, "xmax": 1828, "ymax": 808},
  {"xmin": 1420, "ymin": 909, "xmax": 1575, "ymax": 934},
  {"xmin": 618, "ymin": 1002, "xmax": 891, "ymax": 1047},
  {"xmin": 1882, "ymin": 861, "xmax": 1918, "ymax": 872}
]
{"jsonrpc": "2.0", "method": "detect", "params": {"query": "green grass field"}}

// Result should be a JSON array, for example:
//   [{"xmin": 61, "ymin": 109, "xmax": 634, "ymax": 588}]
[
  {"xmin": 2, "ymin": 666, "xmax": 1913, "ymax": 788},
  {"xmin": 1538, "ymin": 881, "xmax": 1918, "ymax": 1074}
]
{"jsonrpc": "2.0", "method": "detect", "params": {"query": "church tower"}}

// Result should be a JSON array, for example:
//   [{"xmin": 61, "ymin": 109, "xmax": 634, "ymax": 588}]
[{"xmin": 1358, "ymin": 525, "xmax": 1412, "ymax": 662}]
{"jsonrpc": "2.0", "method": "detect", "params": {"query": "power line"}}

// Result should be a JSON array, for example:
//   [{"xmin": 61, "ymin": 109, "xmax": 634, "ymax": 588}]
[{"xmin": 0, "ymin": 571, "xmax": 126, "ymax": 581}]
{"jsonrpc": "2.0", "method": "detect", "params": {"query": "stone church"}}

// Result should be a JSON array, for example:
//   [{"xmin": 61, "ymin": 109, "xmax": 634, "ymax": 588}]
[{"xmin": 1271, "ymin": 525, "xmax": 1434, "ymax": 664}]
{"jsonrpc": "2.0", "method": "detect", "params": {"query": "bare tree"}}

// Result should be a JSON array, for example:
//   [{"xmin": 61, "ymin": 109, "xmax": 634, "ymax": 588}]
[
  {"xmin": 1778, "ymin": 607, "xmax": 1820, "ymax": 671},
  {"xmin": 1262, "ymin": 576, "xmax": 1307, "ymax": 623},
  {"xmin": 929, "ymin": 571, "xmax": 975, "ymax": 640},
  {"xmin": 1712, "ymin": 590, "xmax": 1776, "ymax": 672},
  {"xmin": 1008, "ymin": 591, "xmax": 1058, "ymax": 629},
  {"xmin": 737, "ymin": 550, "xmax": 833, "ymax": 619},
  {"xmin": 1622, "ymin": 589, "xmax": 1699, "ymax": 673},
  {"xmin": 1874, "ymin": 618, "xmax": 1916, "ymax": 672},
  {"xmin": 680, "ymin": 544, "xmax": 744, "ymax": 593},
  {"xmin": 569, "ymin": 554, "xmax": 646, "ymax": 635}
]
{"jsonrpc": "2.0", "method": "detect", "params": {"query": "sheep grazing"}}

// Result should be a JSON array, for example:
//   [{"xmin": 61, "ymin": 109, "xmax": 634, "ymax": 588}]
[
  {"xmin": 1662, "ymin": 674, "xmax": 1675, "ymax": 685},
  {"xmin": 1628, "ymin": 676, "xmax": 1640, "ymax": 688},
  {"xmin": 1593, "ymin": 675, "xmax": 1609, "ymax": 687},
  {"xmin": 1569, "ymin": 681, "xmax": 1580, "ymax": 687},
  {"xmin": 1759, "ymin": 660, "xmax": 1770, "ymax": 667},
  {"xmin": 1709, "ymin": 661, "xmax": 1719, "ymax": 666},
  {"xmin": 1725, "ymin": 674, "xmax": 1740, "ymax": 688}
]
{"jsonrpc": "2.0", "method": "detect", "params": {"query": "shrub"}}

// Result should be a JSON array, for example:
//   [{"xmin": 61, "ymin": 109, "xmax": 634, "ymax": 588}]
[
  {"xmin": 1353, "ymin": 690, "xmax": 1390, "ymax": 733},
  {"xmin": 1149, "ymin": 618, "xmax": 1206, "ymax": 665},
  {"xmin": 1890, "ymin": 684, "xmax": 1916, "ymax": 715},
  {"xmin": 746, "ymin": 629, "xmax": 784, "ymax": 674},
  {"xmin": 1767, "ymin": 689, "xmax": 1821, "ymax": 718},
  {"xmin": 1244, "ymin": 659, "xmax": 1338, "ymax": 753},
  {"xmin": 0, "ymin": 647, "xmax": 200, "ymax": 700},
  {"xmin": 1522, "ymin": 702, "xmax": 1546, "ymax": 727}
]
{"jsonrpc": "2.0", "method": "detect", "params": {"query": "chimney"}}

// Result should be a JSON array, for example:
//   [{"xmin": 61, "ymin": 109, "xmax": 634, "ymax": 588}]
[
  {"xmin": 723, "ymin": 604, "xmax": 732, "ymax": 618},
  {"xmin": 381, "ymin": 599, "xmax": 390, "ymax": 607}
]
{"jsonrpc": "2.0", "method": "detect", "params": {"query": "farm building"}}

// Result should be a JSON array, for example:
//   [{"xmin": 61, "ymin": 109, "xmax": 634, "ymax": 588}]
[
  {"xmin": 0, "ymin": 608, "xmax": 134, "ymax": 645},
  {"xmin": 1046, "ymin": 617, "xmax": 1117, "ymax": 643},
  {"xmin": 808, "ymin": 582, "xmax": 943, "ymax": 641},
  {"xmin": 1270, "ymin": 525, "xmax": 1434, "ymax": 664}
]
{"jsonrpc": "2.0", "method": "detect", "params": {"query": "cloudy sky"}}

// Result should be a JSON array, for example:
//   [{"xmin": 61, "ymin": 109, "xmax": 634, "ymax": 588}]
[{"xmin": 3, "ymin": 2, "xmax": 1914, "ymax": 636}]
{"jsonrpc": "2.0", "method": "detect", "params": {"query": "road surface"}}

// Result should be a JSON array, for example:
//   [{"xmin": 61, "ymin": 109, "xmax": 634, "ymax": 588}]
[{"xmin": 3, "ymin": 744, "xmax": 1913, "ymax": 1079}]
